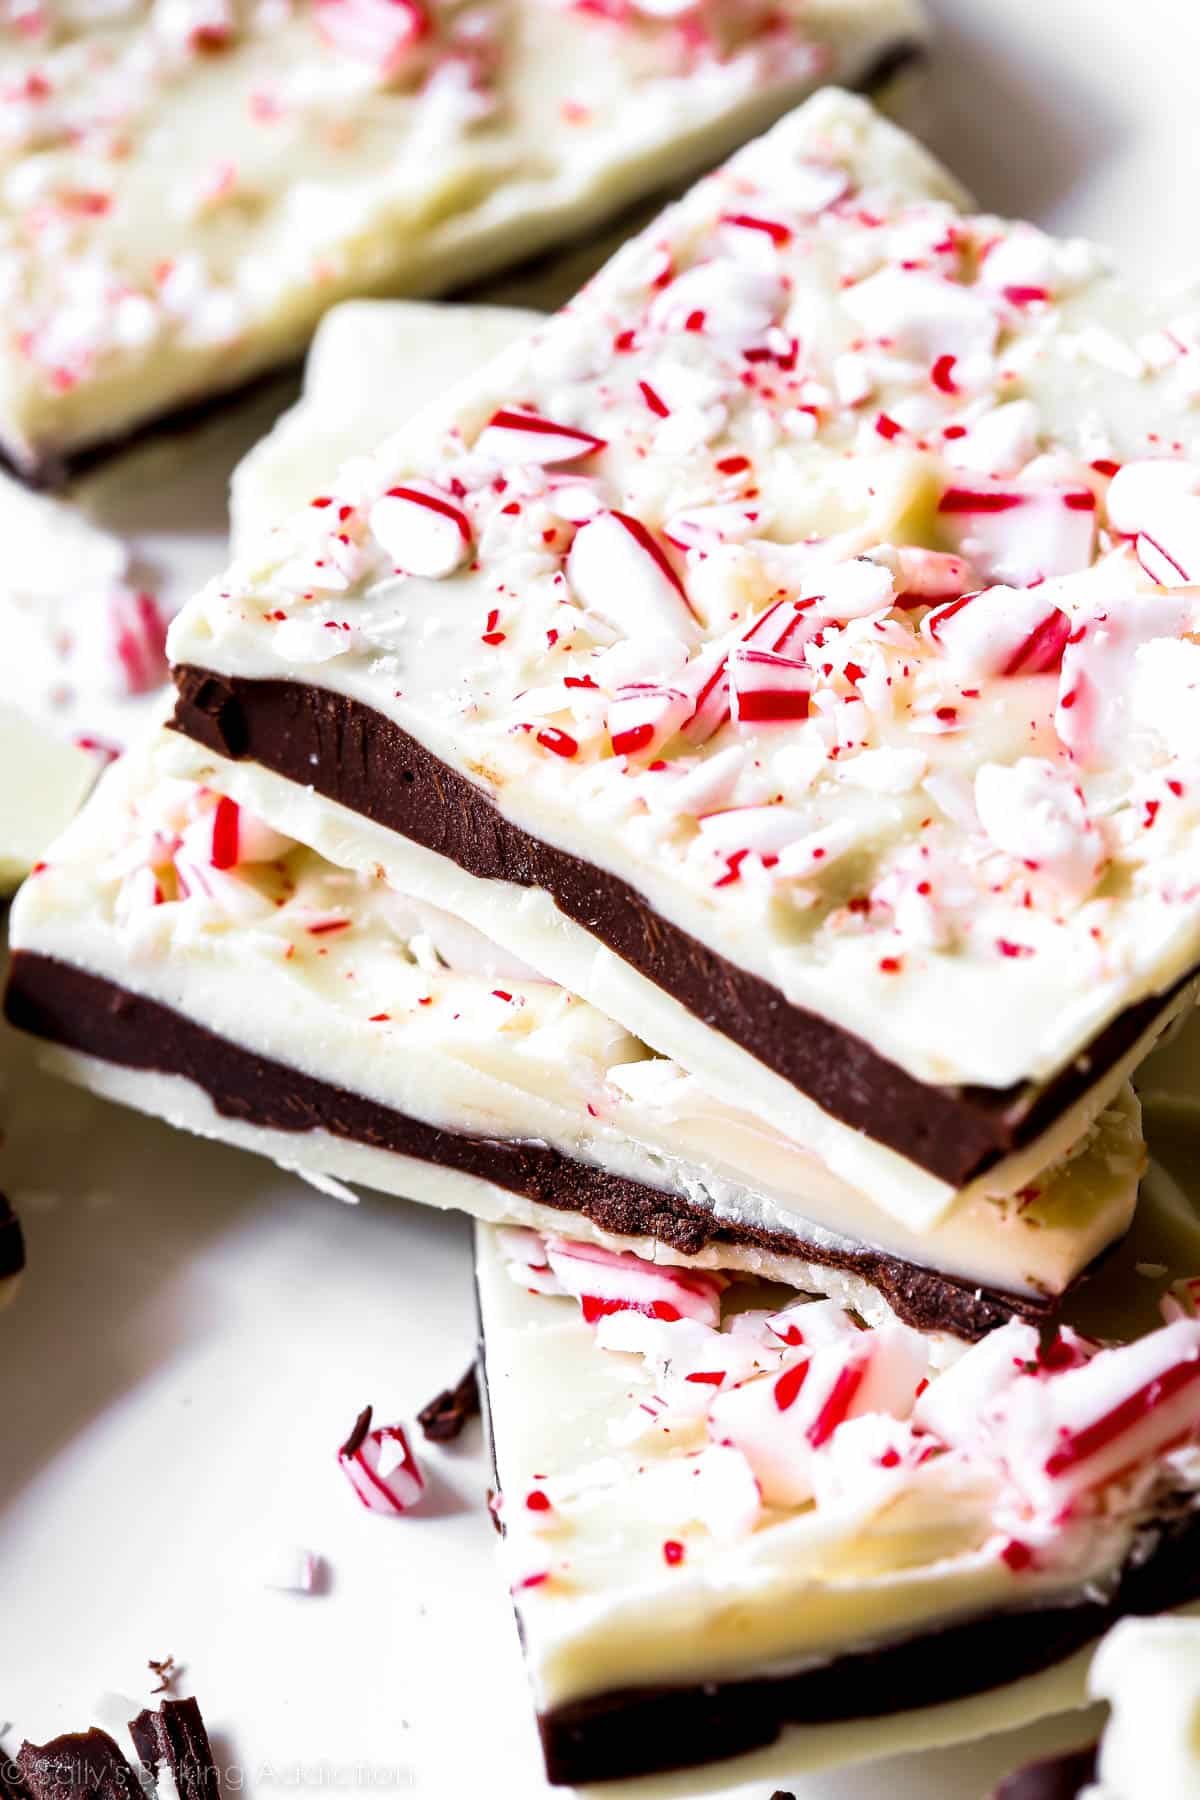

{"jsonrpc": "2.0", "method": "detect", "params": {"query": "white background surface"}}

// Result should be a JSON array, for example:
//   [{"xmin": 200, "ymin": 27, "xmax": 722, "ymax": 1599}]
[{"xmin": 4, "ymin": 3, "xmax": 1200, "ymax": 1795}]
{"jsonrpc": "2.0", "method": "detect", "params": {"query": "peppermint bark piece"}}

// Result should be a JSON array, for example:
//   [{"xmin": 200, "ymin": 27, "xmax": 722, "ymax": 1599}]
[
  {"xmin": 0, "ymin": 0, "xmax": 924, "ymax": 482},
  {"xmin": 3, "ymin": 732, "xmax": 1145, "ymax": 1337},
  {"xmin": 168, "ymin": 90, "xmax": 1200, "ymax": 1238},
  {"xmin": 476, "ymin": 1219, "xmax": 1200, "ymax": 1787}
]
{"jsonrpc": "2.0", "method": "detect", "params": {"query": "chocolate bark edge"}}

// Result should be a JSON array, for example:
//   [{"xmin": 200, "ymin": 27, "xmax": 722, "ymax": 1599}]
[
  {"xmin": 531, "ymin": 1502, "xmax": 1200, "ymax": 1784},
  {"xmin": 4, "ymin": 951, "xmax": 1057, "ymax": 1338},
  {"xmin": 992, "ymin": 1746, "xmax": 1099, "ymax": 1800},
  {"xmin": 1, "ymin": 42, "xmax": 924, "ymax": 491},
  {"xmin": 169, "ymin": 668, "xmax": 1191, "ymax": 1187},
  {"xmin": 128, "ymin": 1697, "xmax": 220, "ymax": 1800}
]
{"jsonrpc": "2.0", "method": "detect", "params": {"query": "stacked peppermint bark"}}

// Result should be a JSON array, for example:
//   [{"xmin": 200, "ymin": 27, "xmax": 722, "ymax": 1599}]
[{"xmin": 11, "ymin": 89, "xmax": 1200, "ymax": 1785}]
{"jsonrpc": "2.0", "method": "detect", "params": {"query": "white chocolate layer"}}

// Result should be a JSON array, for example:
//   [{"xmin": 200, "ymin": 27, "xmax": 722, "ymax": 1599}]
[
  {"xmin": 168, "ymin": 91, "xmax": 1200, "ymax": 1232},
  {"xmin": 1085, "ymin": 1618, "xmax": 1200, "ymax": 1799},
  {"xmin": 0, "ymin": 702, "xmax": 98, "ymax": 893},
  {"xmin": 231, "ymin": 302, "xmax": 543, "ymax": 553},
  {"xmin": 8, "ymin": 730, "xmax": 1145, "ymax": 1313},
  {"xmin": 0, "ymin": 0, "xmax": 922, "ymax": 470}
]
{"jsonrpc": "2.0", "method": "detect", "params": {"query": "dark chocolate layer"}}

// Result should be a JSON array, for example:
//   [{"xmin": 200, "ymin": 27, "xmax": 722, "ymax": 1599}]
[
  {"xmin": 5, "ymin": 951, "xmax": 1049, "ymax": 1337},
  {"xmin": 532, "ymin": 1501, "xmax": 1200, "ymax": 1785},
  {"xmin": 170, "ymin": 668, "xmax": 1189, "ymax": 1187},
  {"xmin": 993, "ymin": 1747, "xmax": 1098, "ymax": 1800}
]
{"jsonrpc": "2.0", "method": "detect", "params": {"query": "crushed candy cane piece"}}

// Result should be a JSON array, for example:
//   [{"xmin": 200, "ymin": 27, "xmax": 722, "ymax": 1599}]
[{"xmin": 337, "ymin": 1405, "xmax": 425, "ymax": 1514}]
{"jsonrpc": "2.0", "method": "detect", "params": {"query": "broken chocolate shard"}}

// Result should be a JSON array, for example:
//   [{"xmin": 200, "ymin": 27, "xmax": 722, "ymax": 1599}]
[
  {"xmin": 418, "ymin": 1365, "xmax": 481, "ymax": 1443},
  {"xmin": 0, "ymin": 1194, "xmax": 25, "ymax": 1286},
  {"xmin": 128, "ymin": 1698, "xmax": 220, "ymax": 1800},
  {"xmin": 3, "ymin": 953, "xmax": 1061, "ymax": 1339},
  {"xmin": 992, "ymin": 1745, "xmax": 1097, "ymax": 1800},
  {"xmin": 15, "ymin": 1730, "xmax": 143, "ymax": 1800},
  {"xmin": 339, "ymin": 1405, "xmax": 374, "ymax": 1461}
]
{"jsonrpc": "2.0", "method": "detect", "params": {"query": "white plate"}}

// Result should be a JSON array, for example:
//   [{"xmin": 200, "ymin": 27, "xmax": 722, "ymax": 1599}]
[{"xmin": 4, "ymin": 5, "xmax": 1200, "ymax": 1795}]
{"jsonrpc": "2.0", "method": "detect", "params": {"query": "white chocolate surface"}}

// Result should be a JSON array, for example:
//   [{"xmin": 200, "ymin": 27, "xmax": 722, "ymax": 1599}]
[
  {"xmin": 169, "ymin": 92, "xmax": 1200, "ymax": 1233},
  {"xmin": 1084, "ymin": 1618, "xmax": 1200, "ymax": 1800},
  {"xmin": 0, "ymin": 701, "xmax": 98, "ymax": 893},
  {"xmin": 474, "ymin": 1188, "xmax": 1200, "ymax": 1720},
  {"xmin": 0, "ymin": 0, "xmax": 923, "ymax": 471},
  {"xmin": 9, "ymin": 731, "xmax": 1145, "ymax": 1310}
]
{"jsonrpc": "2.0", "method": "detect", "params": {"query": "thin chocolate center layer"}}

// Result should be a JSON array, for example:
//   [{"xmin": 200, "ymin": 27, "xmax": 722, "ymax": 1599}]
[
  {"xmin": 5, "ymin": 951, "xmax": 1048, "ymax": 1337},
  {"xmin": 525, "ymin": 1498, "xmax": 1200, "ymax": 1785},
  {"xmin": 170, "ymin": 669, "xmax": 1188, "ymax": 1187}
]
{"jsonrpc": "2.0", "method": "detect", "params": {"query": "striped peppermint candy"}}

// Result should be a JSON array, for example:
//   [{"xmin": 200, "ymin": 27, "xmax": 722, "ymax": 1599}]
[
  {"xmin": 106, "ymin": 588, "xmax": 168, "ymax": 695},
  {"xmin": 937, "ymin": 480, "xmax": 1096, "ymax": 586},
  {"xmin": 1106, "ymin": 458, "xmax": 1200, "ymax": 586},
  {"xmin": 314, "ymin": 0, "xmax": 429, "ymax": 77},
  {"xmin": 988, "ymin": 1319, "xmax": 1200, "ymax": 1513},
  {"xmin": 543, "ymin": 1237, "xmax": 727, "ymax": 1328},
  {"xmin": 1055, "ymin": 589, "xmax": 1200, "ymax": 765},
  {"xmin": 475, "ymin": 407, "xmax": 606, "ymax": 466},
  {"xmin": 728, "ymin": 645, "xmax": 812, "ymax": 725},
  {"xmin": 924, "ymin": 584, "xmax": 1071, "ymax": 677},
  {"xmin": 708, "ymin": 1324, "xmax": 928, "ymax": 1507},
  {"xmin": 179, "ymin": 795, "xmax": 291, "ymax": 871},
  {"xmin": 369, "ymin": 483, "xmax": 472, "ymax": 578},
  {"xmin": 567, "ymin": 510, "xmax": 698, "ymax": 643},
  {"xmin": 607, "ymin": 683, "xmax": 692, "ymax": 759},
  {"xmin": 338, "ymin": 1406, "xmax": 425, "ymax": 1514}
]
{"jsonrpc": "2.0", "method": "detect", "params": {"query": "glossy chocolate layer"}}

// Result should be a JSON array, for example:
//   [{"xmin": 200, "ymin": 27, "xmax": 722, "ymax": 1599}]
[
  {"xmin": 4, "ymin": 951, "xmax": 1048, "ymax": 1336},
  {"xmin": 170, "ymin": 667, "xmax": 1187, "ymax": 1188}
]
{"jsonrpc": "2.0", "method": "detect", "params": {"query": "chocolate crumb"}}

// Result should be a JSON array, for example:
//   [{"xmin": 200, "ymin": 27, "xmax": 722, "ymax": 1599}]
[
  {"xmin": 129, "ymin": 1697, "xmax": 220, "ymax": 1800},
  {"xmin": 339, "ymin": 1405, "xmax": 373, "ymax": 1460},
  {"xmin": 147, "ymin": 1658, "xmax": 178, "ymax": 1696},
  {"xmin": 0, "ymin": 1194, "xmax": 25, "ymax": 1286},
  {"xmin": 418, "ymin": 1365, "xmax": 480, "ymax": 1443},
  {"xmin": 16, "ymin": 1729, "xmax": 143, "ymax": 1800},
  {"xmin": 769, "ymin": 1792, "xmax": 796, "ymax": 1799}
]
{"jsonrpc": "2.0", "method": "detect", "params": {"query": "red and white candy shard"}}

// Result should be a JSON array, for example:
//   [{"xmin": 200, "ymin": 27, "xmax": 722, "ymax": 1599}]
[
  {"xmin": 496, "ymin": 1227, "xmax": 565, "ymax": 1296},
  {"xmin": 728, "ymin": 646, "xmax": 811, "ymax": 725},
  {"xmin": 936, "ymin": 480, "xmax": 1096, "ymax": 587},
  {"xmin": 607, "ymin": 684, "xmax": 691, "ymax": 759},
  {"xmin": 542, "ymin": 1237, "xmax": 727, "ymax": 1327},
  {"xmin": 314, "ymin": 0, "xmax": 429, "ymax": 78},
  {"xmin": 1054, "ymin": 590, "xmax": 1200, "ymax": 766},
  {"xmin": 973, "ymin": 757, "xmax": 1104, "ymax": 900},
  {"xmin": 106, "ymin": 588, "xmax": 168, "ymax": 695},
  {"xmin": 338, "ymin": 1406, "xmax": 425, "ymax": 1515},
  {"xmin": 177, "ymin": 793, "xmax": 291, "ymax": 873},
  {"xmin": 1106, "ymin": 458, "xmax": 1200, "ymax": 585},
  {"xmin": 708, "ymin": 1323, "xmax": 928, "ymax": 1507},
  {"xmin": 369, "ymin": 483, "xmax": 472, "ymax": 578},
  {"xmin": 988, "ymin": 1319, "xmax": 1200, "ymax": 1514},
  {"xmin": 475, "ymin": 408, "xmax": 606, "ymax": 466},
  {"xmin": 567, "ymin": 511, "xmax": 698, "ymax": 644},
  {"xmin": 925, "ymin": 586, "xmax": 1070, "ymax": 678}
]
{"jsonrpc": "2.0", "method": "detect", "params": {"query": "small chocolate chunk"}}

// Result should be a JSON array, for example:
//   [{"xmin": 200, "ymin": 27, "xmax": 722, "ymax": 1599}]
[
  {"xmin": 339, "ymin": 1405, "xmax": 374, "ymax": 1460},
  {"xmin": 16, "ymin": 1730, "xmax": 142, "ymax": 1800},
  {"xmin": 418, "ymin": 1365, "xmax": 480, "ymax": 1443},
  {"xmin": 993, "ymin": 1745, "xmax": 1098, "ymax": 1800},
  {"xmin": 0, "ymin": 1193, "xmax": 26, "ymax": 1289},
  {"xmin": 129, "ymin": 1698, "xmax": 220, "ymax": 1800}
]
